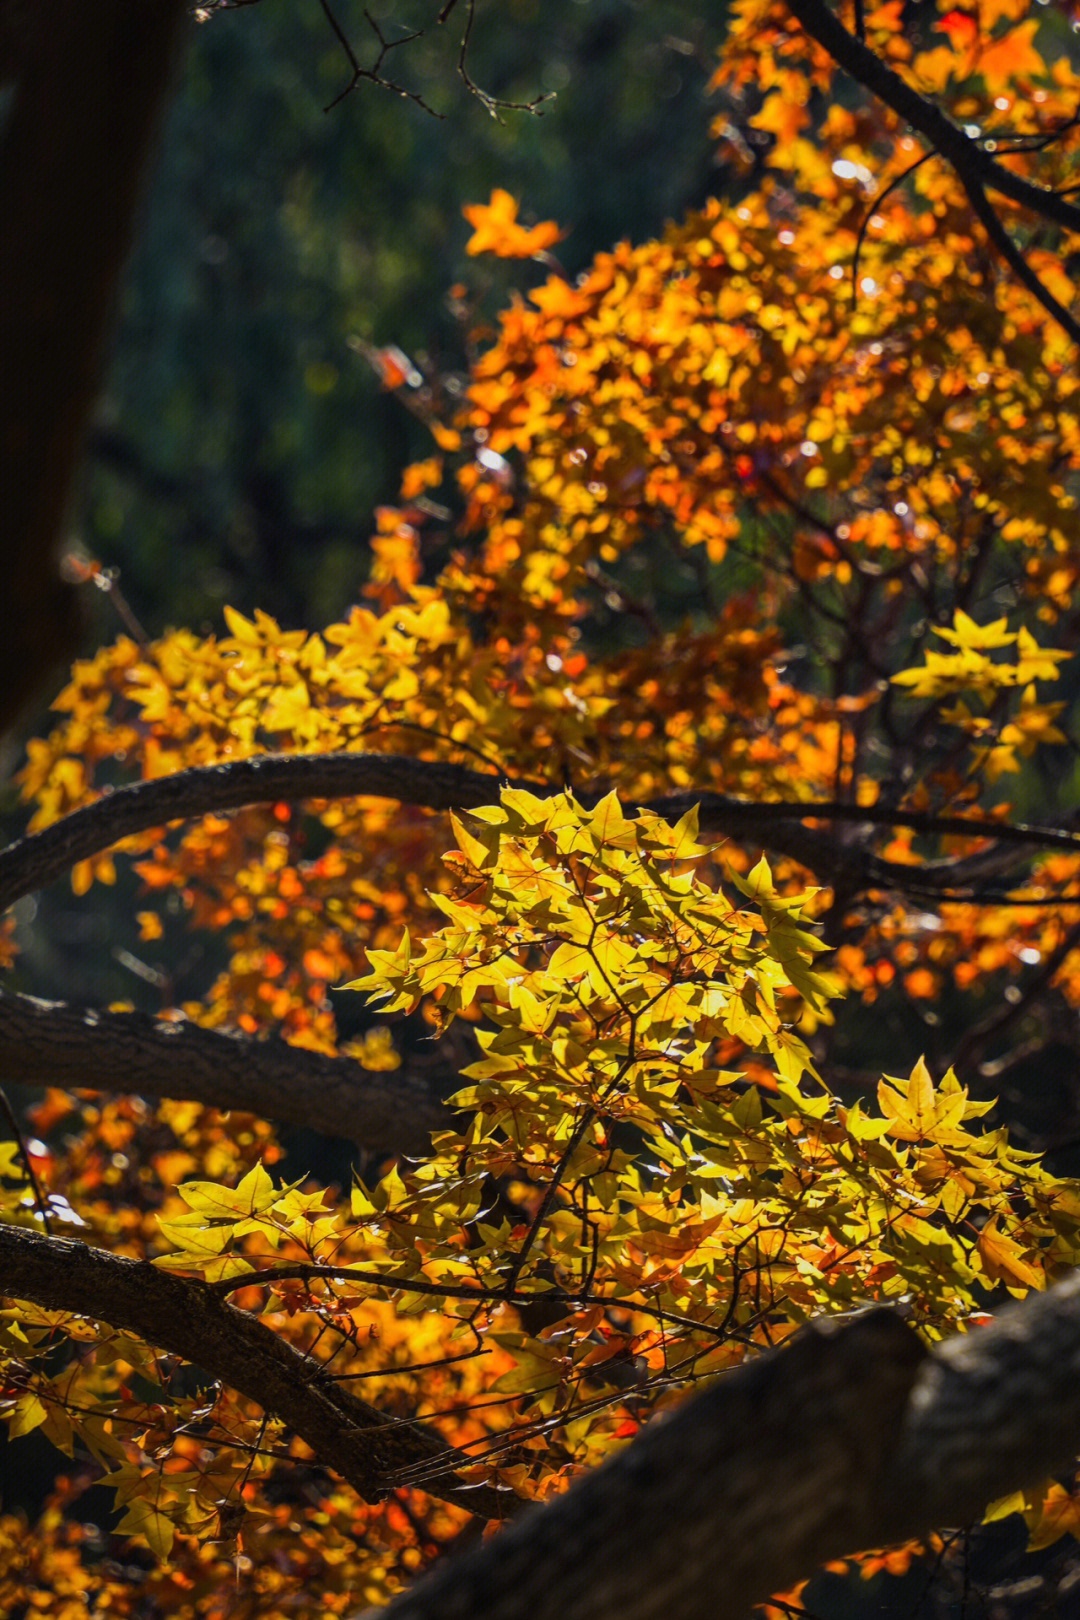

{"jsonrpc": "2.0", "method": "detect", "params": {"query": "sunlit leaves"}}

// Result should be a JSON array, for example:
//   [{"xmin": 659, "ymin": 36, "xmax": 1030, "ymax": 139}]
[
  {"xmin": 9, "ymin": 1, "xmax": 1080, "ymax": 1601},
  {"xmin": 892, "ymin": 612, "xmax": 1070, "ymax": 702},
  {"xmin": 463, "ymin": 189, "xmax": 564, "ymax": 259}
]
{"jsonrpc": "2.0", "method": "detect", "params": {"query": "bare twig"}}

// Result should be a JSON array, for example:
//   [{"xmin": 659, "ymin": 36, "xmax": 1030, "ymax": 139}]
[
  {"xmin": 451, "ymin": 0, "xmax": 553, "ymax": 118},
  {"xmin": 852, "ymin": 151, "xmax": 934, "ymax": 307},
  {"xmin": 963, "ymin": 178, "xmax": 1080, "ymax": 346},
  {"xmin": 319, "ymin": 0, "xmax": 437, "ymax": 115},
  {"xmin": 0, "ymin": 1084, "xmax": 52, "ymax": 1234}
]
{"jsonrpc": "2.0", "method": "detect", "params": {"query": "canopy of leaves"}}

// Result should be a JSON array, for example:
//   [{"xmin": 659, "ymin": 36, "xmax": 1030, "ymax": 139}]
[{"xmin": 8, "ymin": 0, "xmax": 1080, "ymax": 1613}]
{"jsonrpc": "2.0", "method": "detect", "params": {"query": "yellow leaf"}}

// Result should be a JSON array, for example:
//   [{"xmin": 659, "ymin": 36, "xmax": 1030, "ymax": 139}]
[
  {"xmin": 500, "ymin": 786, "xmax": 558, "ymax": 828},
  {"xmin": 983, "ymin": 1489, "xmax": 1027, "ymax": 1524},
  {"xmin": 9, "ymin": 1392, "xmax": 47, "ymax": 1437},
  {"xmin": 1025, "ymin": 1481, "xmax": 1080, "ymax": 1551},
  {"xmin": 878, "ymin": 1056, "xmax": 939, "ymax": 1140},
  {"xmin": 977, "ymin": 1219, "xmax": 1045, "ymax": 1291},
  {"xmin": 588, "ymin": 790, "xmax": 638, "ymax": 848},
  {"xmin": 742, "ymin": 855, "xmax": 775, "ymax": 898},
  {"xmin": 41, "ymin": 1398, "xmax": 74, "ymax": 1456},
  {"xmin": 449, "ymin": 809, "xmax": 493, "ymax": 871},
  {"xmin": 222, "ymin": 605, "xmax": 262, "ymax": 644},
  {"xmin": 934, "ymin": 611, "xmax": 1014, "ymax": 650},
  {"xmin": 116, "ymin": 1499, "xmax": 175, "ymax": 1561},
  {"xmin": 174, "ymin": 1161, "xmax": 278, "ymax": 1221}
]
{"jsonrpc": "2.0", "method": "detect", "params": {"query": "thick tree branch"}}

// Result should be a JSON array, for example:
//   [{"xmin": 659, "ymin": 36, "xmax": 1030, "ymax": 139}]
[
  {"xmin": 0, "ymin": 0, "xmax": 189, "ymax": 736},
  {"xmin": 0, "ymin": 1220, "xmax": 508, "ymax": 1520},
  {"xmin": 1, "ymin": 752, "xmax": 1076, "ymax": 917},
  {"xmin": 0, "ymin": 991, "xmax": 448, "ymax": 1151},
  {"xmin": 378, "ymin": 1280, "xmax": 1080, "ymax": 1620}
]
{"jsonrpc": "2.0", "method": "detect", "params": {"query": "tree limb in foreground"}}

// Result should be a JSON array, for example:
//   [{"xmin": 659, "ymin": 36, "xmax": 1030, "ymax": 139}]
[
  {"xmin": 377, "ymin": 1278, "xmax": 1080, "ymax": 1620},
  {"xmin": 3, "ymin": 751, "xmax": 1077, "ymax": 916},
  {"xmin": 0, "ymin": 991, "xmax": 448, "ymax": 1151},
  {"xmin": 0, "ymin": 1220, "xmax": 507, "ymax": 1520}
]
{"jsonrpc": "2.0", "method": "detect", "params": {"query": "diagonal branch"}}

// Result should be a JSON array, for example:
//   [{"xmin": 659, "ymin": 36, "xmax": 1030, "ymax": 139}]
[
  {"xmin": 2, "ymin": 752, "xmax": 1078, "ymax": 917},
  {"xmin": 377, "ymin": 1278, "xmax": 1080, "ymax": 1620},
  {"xmin": 785, "ymin": 0, "xmax": 1080, "ymax": 234},
  {"xmin": 0, "ymin": 754, "xmax": 510, "ymax": 912},
  {"xmin": 962, "ymin": 178, "xmax": 1080, "ymax": 346},
  {"xmin": 0, "ymin": 1220, "xmax": 509, "ymax": 1520},
  {"xmin": 784, "ymin": 0, "xmax": 1080, "ymax": 341},
  {"xmin": 0, "ymin": 990, "xmax": 448, "ymax": 1151}
]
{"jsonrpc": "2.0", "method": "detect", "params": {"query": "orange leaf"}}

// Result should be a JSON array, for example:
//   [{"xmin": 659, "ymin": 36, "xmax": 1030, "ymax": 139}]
[
  {"xmin": 977, "ymin": 19, "xmax": 1044, "ymax": 94},
  {"xmin": 463, "ymin": 189, "xmax": 564, "ymax": 258}
]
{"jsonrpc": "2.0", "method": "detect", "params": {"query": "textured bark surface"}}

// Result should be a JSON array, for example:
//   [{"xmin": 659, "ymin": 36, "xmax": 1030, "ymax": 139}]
[
  {"xmin": 0, "ymin": 0, "xmax": 189, "ymax": 737},
  {"xmin": 3, "ymin": 752, "xmax": 1072, "ymax": 918},
  {"xmin": 0, "ymin": 1221, "xmax": 507, "ymax": 1519},
  {"xmin": 379, "ymin": 1280, "xmax": 1080, "ymax": 1620},
  {"xmin": 0, "ymin": 990, "xmax": 448, "ymax": 1150}
]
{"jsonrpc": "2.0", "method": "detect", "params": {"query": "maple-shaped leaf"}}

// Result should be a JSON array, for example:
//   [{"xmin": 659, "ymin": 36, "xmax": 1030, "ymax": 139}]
[
  {"xmin": 1024, "ymin": 1481, "xmax": 1080, "ymax": 1551},
  {"xmin": 8, "ymin": 1391, "xmax": 47, "ymax": 1437},
  {"xmin": 877, "ymin": 1056, "xmax": 963, "ymax": 1141},
  {"xmin": 933, "ymin": 610, "xmax": 1015, "ymax": 651},
  {"xmin": 976, "ymin": 1218, "xmax": 1045, "ymax": 1292},
  {"xmin": 173, "ymin": 1161, "xmax": 280, "ymax": 1221},
  {"xmin": 1014, "ymin": 625, "xmax": 1071, "ymax": 684},
  {"xmin": 115, "ymin": 1498, "xmax": 175, "ymax": 1561},
  {"xmin": 463, "ymin": 190, "xmax": 564, "ymax": 258},
  {"xmin": 977, "ymin": 19, "xmax": 1044, "ymax": 96}
]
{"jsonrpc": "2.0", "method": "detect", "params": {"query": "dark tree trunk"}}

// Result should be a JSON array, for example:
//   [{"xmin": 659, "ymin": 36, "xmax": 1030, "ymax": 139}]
[{"xmin": 0, "ymin": 0, "xmax": 190, "ymax": 739}]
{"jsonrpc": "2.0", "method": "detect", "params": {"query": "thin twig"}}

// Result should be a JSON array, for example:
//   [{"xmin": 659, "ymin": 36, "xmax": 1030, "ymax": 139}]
[
  {"xmin": 0, "ymin": 1085, "xmax": 52, "ymax": 1234},
  {"xmin": 318, "ymin": 0, "xmax": 439, "ymax": 116},
  {"xmin": 852, "ymin": 151, "xmax": 934, "ymax": 308},
  {"xmin": 963, "ymin": 178, "xmax": 1080, "ymax": 348}
]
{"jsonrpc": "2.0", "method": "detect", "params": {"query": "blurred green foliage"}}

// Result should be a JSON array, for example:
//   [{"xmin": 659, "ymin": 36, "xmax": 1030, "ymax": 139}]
[{"xmin": 84, "ymin": 0, "xmax": 722, "ymax": 633}]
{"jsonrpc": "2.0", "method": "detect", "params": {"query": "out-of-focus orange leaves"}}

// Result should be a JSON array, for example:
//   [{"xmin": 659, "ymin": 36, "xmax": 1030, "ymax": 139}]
[{"xmin": 463, "ymin": 190, "xmax": 564, "ymax": 258}]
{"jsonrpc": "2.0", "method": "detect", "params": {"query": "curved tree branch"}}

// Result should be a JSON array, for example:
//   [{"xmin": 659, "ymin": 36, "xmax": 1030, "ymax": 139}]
[
  {"xmin": 2, "ymin": 752, "xmax": 1077, "ymax": 917},
  {"xmin": 0, "ymin": 990, "xmax": 449, "ymax": 1151},
  {"xmin": 377, "ymin": 1279, "xmax": 1080, "ymax": 1620},
  {"xmin": 0, "ymin": 1220, "xmax": 508, "ymax": 1520}
]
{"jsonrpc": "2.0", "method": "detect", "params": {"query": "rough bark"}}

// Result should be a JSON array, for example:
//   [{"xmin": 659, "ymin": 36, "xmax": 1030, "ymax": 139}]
[
  {"xmin": 0, "ymin": 751, "xmax": 1068, "ymax": 1144},
  {"xmin": 2, "ymin": 751, "xmax": 1073, "ymax": 917},
  {"xmin": 0, "ymin": 0, "xmax": 189, "ymax": 737},
  {"xmin": 0, "ymin": 1220, "xmax": 508, "ymax": 1520},
  {"xmin": 0, "ymin": 990, "xmax": 448, "ymax": 1151},
  {"xmin": 379, "ymin": 1280, "xmax": 1080, "ymax": 1620},
  {"xmin": 10, "ymin": 1218, "xmax": 1080, "ymax": 1620}
]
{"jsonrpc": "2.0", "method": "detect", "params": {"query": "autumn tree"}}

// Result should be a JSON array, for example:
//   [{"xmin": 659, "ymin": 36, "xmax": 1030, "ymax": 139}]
[{"xmin": 7, "ymin": 1, "xmax": 1080, "ymax": 1616}]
